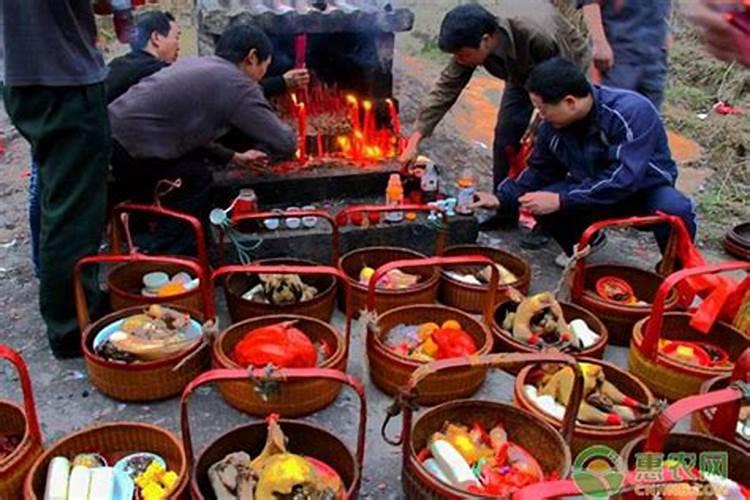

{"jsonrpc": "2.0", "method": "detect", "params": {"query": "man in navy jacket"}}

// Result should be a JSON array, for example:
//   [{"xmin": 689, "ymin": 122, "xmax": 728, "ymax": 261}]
[{"xmin": 472, "ymin": 58, "xmax": 696, "ymax": 257}]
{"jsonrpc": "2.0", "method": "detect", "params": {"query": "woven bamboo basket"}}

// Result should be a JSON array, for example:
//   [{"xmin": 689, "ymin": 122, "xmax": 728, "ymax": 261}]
[
  {"xmin": 438, "ymin": 245, "xmax": 531, "ymax": 313},
  {"xmin": 492, "ymin": 299, "xmax": 608, "ymax": 366},
  {"xmin": 223, "ymin": 258, "xmax": 337, "ymax": 323},
  {"xmin": 24, "ymin": 422, "xmax": 188, "ymax": 499},
  {"xmin": 620, "ymin": 385, "xmax": 750, "ymax": 500},
  {"xmin": 213, "ymin": 315, "xmax": 346, "ymax": 417},
  {"xmin": 366, "ymin": 256, "xmax": 499, "ymax": 405},
  {"xmin": 514, "ymin": 357, "xmax": 657, "ymax": 456},
  {"xmin": 382, "ymin": 353, "xmax": 583, "ymax": 499},
  {"xmin": 724, "ymin": 222, "xmax": 750, "ymax": 261},
  {"xmin": 339, "ymin": 246, "xmax": 439, "ymax": 317},
  {"xmin": 691, "ymin": 348, "xmax": 749, "ymax": 450},
  {"xmin": 570, "ymin": 215, "xmax": 684, "ymax": 346},
  {"xmin": 107, "ymin": 202, "xmax": 211, "ymax": 313},
  {"xmin": 629, "ymin": 262, "xmax": 750, "ymax": 401},
  {"xmin": 183, "ymin": 368, "xmax": 366, "ymax": 499},
  {"xmin": 0, "ymin": 346, "xmax": 43, "ymax": 500},
  {"xmin": 108, "ymin": 259, "xmax": 203, "ymax": 312},
  {"xmin": 76, "ymin": 253, "xmax": 213, "ymax": 402}
]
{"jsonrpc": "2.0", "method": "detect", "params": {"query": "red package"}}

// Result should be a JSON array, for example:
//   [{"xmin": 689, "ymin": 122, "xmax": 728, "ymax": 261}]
[
  {"xmin": 431, "ymin": 328, "xmax": 477, "ymax": 359},
  {"xmin": 232, "ymin": 322, "xmax": 317, "ymax": 368}
]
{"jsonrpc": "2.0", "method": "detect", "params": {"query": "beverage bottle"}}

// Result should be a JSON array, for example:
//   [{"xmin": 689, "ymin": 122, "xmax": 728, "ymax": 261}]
[
  {"xmin": 455, "ymin": 168, "xmax": 476, "ymax": 215},
  {"xmin": 421, "ymin": 161, "xmax": 440, "ymax": 203},
  {"xmin": 111, "ymin": 0, "xmax": 135, "ymax": 43},
  {"xmin": 231, "ymin": 188, "xmax": 258, "ymax": 221},
  {"xmin": 385, "ymin": 174, "xmax": 405, "ymax": 223}
]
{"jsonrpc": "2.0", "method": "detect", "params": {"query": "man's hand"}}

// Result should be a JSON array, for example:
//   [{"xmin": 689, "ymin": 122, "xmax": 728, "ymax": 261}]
[
  {"xmin": 232, "ymin": 150, "xmax": 269, "ymax": 173},
  {"xmin": 470, "ymin": 191, "xmax": 500, "ymax": 210},
  {"xmin": 592, "ymin": 37, "xmax": 615, "ymax": 72},
  {"xmin": 519, "ymin": 192, "xmax": 560, "ymax": 215},
  {"xmin": 282, "ymin": 69, "xmax": 310, "ymax": 90},
  {"xmin": 399, "ymin": 131, "xmax": 423, "ymax": 165}
]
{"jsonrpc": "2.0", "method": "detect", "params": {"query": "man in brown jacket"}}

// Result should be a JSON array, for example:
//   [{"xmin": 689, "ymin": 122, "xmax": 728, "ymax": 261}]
[{"xmin": 400, "ymin": 4, "xmax": 588, "ymax": 231}]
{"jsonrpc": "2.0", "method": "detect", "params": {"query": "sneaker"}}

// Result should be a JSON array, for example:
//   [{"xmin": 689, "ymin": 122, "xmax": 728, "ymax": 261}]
[{"xmin": 554, "ymin": 232, "xmax": 608, "ymax": 269}]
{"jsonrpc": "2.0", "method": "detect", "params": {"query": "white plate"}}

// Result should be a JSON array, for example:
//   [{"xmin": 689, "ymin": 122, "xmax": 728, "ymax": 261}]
[{"xmin": 93, "ymin": 316, "xmax": 202, "ymax": 350}]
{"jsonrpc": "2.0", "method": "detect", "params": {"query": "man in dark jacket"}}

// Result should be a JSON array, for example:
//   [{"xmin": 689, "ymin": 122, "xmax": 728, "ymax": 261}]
[
  {"xmin": 400, "ymin": 4, "xmax": 589, "ymax": 230},
  {"xmin": 106, "ymin": 10, "xmax": 180, "ymax": 102},
  {"xmin": 109, "ymin": 23, "xmax": 296, "ymax": 244},
  {"xmin": 472, "ymin": 58, "xmax": 696, "ymax": 256},
  {"xmin": 2, "ymin": 0, "xmax": 110, "ymax": 358}
]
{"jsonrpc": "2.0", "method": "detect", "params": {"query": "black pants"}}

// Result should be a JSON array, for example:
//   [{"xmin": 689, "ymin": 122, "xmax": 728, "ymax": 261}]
[
  {"xmin": 111, "ymin": 141, "xmax": 212, "ymax": 256},
  {"xmin": 492, "ymin": 83, "xmax": 534, "ymax": 190},
  {"xmin": 4, "ymin": 84, "xmax": 110, "ymax": 356}
]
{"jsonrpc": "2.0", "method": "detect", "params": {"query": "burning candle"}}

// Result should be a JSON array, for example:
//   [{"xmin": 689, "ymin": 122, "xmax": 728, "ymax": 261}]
[
  {"xmin": 362, "ymin": 100, "xmax": 373, "ymax": 147},
  {"xmin": 386, "ymin": 98, "xmax": 401, "ymax": 137},
  {"xmin": 346, "ymin": 94, "xmax": 360, "ymax": 131},
  {"xmin": 298, "ymin": 102, "xmax": 307, "ymax": 161}
]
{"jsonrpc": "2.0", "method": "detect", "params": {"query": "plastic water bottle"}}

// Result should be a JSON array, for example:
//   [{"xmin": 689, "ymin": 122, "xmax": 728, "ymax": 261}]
[
  {"xmin": 385, "ymin": 174, "xmax": 404, "ymax": 223},
  {"xmin": 455, "ymin": 168, "xmax": 476, "ymax": 215},
  {"xmin": 420, "ymin": 161, "xmax": 440, "ymax": 203}
]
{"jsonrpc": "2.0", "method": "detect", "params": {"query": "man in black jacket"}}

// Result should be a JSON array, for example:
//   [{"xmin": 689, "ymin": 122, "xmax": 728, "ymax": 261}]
[{"xmin": 107, "ymin": 10, "xmax": 180, "ymax": 102}]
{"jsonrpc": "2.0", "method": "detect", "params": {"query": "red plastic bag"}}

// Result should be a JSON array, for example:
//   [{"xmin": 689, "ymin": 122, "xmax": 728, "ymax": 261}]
[
  {"xmin": 232, "ymin": 322, "xmax": 317, "ymax": 368},
  {"xmin": 432, "ymin": 328, "xmax": 478, "ymax": 359}
]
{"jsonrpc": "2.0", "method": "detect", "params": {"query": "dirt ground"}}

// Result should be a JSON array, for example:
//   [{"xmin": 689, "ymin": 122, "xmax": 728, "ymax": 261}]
[{"xmin": 0, "ymin": 2, "xmax": 745, "ymax": 499}]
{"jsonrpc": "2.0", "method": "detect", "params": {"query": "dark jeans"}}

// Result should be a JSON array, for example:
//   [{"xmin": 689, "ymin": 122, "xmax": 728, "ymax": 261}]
[
  {"xmin": 536, "ymin": 184, "xmax": 697, "ymax": 256},
  {"xmin": 4, "ymin": 84, "xmax": 110, "ymax": 356},
  {"xmin": 493, "ymin": 83, "xmax": 534, "ymax": 190},
  {"xmin": 602, "ymin": 52, "xmax": 668, "ymax": 110},
  {"xmin": 110, "ymin": 141, "xmax": 212, "ymax": 256}
]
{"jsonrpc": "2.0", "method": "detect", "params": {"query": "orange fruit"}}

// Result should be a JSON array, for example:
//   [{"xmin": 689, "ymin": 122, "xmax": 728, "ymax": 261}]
[
  {"xmin": 417, "ymin": 322, "xmax": 440, "ymax": 340},
  {"xmin": 441, "ymin": 319, "xmax": 462, "ymax": 330}
]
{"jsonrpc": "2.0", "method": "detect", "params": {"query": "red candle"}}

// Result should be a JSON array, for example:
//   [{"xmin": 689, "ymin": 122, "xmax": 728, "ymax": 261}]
[
  {"xmin": 317, "ymin": 131, "xmax": 324, "ymax": 157},
  {"xmin": 295, "ymin": 33, "xmax": 307, "ymax": 69},
  {"xmin": 298, "ymin": 102, "xmax": 307, "ymax": 161},
  {"xmin": 362, "ymin": 100, "xmax": 373, "ymax": 146},
  {"xmin": 346, "ymin": 95, "xmax": 360, "ymax": 131}
]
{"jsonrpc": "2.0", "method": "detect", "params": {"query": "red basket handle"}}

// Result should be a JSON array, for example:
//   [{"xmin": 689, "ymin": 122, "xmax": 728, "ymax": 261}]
[
  {"xmin": 0, "ymin": 345, "xmax": 43, "ymax": 445},
  {"xmin": 179, "ymin": 368, "xmax": 367, "ymax": 480},
  {"xmin": 709, "ymin": 348, "xmax": 750, "ymax": 441},
  {"xmin": 384, "ymin": 353, "xmax": 583, "ymax": 452},
  {"xmin": 338, "ymin": 204, "xmax": 448, "ymax": 255},
  {"xmin": 571, "ymin": 213, "xmax": 684, "ymax": 301},
  {"xmin": 218, "ymin": 210, "xmax": 340, "ymax": 265},
  {"xmin": 367, "ymin": 255, "xmax": 498, "ymax": 325},
  {"xmin": 110, "ymin": 202, "xmax": 211, "ymax": 277},
  {"xmin": 641, "ymin": 262, "xmax": 750, "ymax": 360},
  {"xmin": 512, "ymin": 474, "xmax": 641, "ymax": 500},
  {"xmin": 73, "ymin": 253, "xmax": 213, "ymax": 330},
  {"xmin": 644, "ymin": 383, "xmax": 749, "ymax": 452},
  {"xmin": 211, "ymin": 264, "xmax": 353, "ymax": 344}
]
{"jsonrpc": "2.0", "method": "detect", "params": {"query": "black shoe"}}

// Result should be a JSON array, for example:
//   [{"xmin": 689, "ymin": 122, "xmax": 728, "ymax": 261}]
[
  {"xmin": 478, "ymin": 213, "xmax": 518, "ymax": 231},
  {"xmin": 520, "ymin": 226, "xmax": 551, "ymax": 250},
  {"xmin": 50, "ymin": 339, "xmax": 83, "ymax": 360}
]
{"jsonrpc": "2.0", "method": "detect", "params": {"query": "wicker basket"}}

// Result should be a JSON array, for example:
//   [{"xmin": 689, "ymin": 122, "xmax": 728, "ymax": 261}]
[
  {"xmin": 492, "ymin": 299, "xmax": 608, "ymax": 365},
  {"xmin": 222, "ymin": 258, "xmax": 337, "ymax": 323},
  {"xmin": 691, "ymin": 348, "xmax": 749, "ymax": 450},
  {"xmin": 339, "ymin": 246, "xmax": 439, "ymax": 316},
  {"xmin": 24, "ymin": 422, "xmax": 188, "ymax": 499},
  {"xmin": 620, "ymin": 386, "xmax": 750, "ymax": 500},
  {"xmin": 108, "ymin": 259, "xmax": 203, "ymax": 312},
  {"xmin": 570, "ymin": 215, "xmax": 685, "ymax": 346},
  {"xmin": 0, "ymin": 346, "xmax": 43, "ymax": 500},
  {"xmin": 212, "ymin": 314, "xmax": 346, "ymax": 417},
  {"xmin": 382, "ymin": 353, "xmax": 583, "ymax": 499},
  {"xmin": 629, "ymin": 263, "xmax": 750, "ymax": 401},
  {"xmin": 514, "ymin": 357, "xmax": 656, "ymax": 456},
  {"xmin": 107, "ymin": 202, "xmax": 212, "ymax": 313},
  {"xmin": 723, "ymin": 222, "xmax": 750, "ymax": 261},
  {"xmin": 438, "ymin": 245, "xmax": 531, "ymax": 313},
  {"xmin": 182, "ymin": 368, "xmax": 366, "ymax": 499}
]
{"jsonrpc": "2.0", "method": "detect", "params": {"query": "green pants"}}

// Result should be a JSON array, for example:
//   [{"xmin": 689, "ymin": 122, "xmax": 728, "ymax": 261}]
[{"xmin": 4, "ymin": 84, "xmax": 110, "ymax": 356}]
